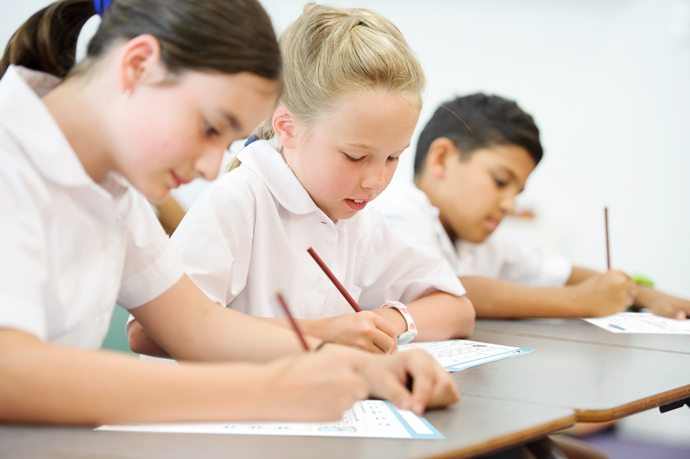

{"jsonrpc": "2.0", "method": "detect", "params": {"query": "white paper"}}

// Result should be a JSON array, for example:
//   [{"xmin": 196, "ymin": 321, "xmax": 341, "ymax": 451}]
[
  {"xmin": 96, "ymin": 400, "xmax": 444, "ymax": 439},
  {"xmin": 398, "ymin": 339, "xmax": 532, "ymax": 372},
  {"xmin": 584, "ymin": 313, "xmax": 690, "ymax": 334}
]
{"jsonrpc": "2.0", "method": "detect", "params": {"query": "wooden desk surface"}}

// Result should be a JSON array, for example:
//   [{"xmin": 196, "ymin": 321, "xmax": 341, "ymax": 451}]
[
  {"xmin": 0, "ymin": 395, "xmax": 575, "ymax": 459},
  {"xmin": 459, "ymin": 330, "xmax": 690, "ymax": 422},
  {"xmin": 474, "ymin": 318, "xmax": 690, "ymax": 354}
]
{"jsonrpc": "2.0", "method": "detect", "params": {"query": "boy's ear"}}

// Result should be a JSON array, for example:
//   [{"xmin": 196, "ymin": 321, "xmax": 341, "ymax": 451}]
[
  {"xmin": 426, "ymin": 137, "xmax": 458, "ymax": 180},
  {"xmin": 118, "ymin": 34, "xmax": 164, "ymax": 96},
  {"xmin": 273, "ymin": 107, "xmax": 297, "ymax": 149}
]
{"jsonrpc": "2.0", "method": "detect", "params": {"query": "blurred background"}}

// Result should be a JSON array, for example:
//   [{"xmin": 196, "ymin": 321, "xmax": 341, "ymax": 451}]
[{"xmin": 2, "ymin": 0, "xmax": 689, "ymax": 456}]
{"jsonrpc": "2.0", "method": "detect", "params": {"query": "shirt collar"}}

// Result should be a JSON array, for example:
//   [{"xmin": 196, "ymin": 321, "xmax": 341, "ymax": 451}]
[
  {"xmin": 0, "ymin": 65, "xmax": 95, "ymax": 188},
  {"xmin": 237, "ymin": 140, "xmax": 326, "ymax": 216}
]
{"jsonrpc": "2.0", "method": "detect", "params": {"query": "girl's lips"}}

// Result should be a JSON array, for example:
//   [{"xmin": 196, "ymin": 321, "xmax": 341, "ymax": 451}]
[
  {"xmin": 487, "ymin": 218, "xmax": 500, "ymax": 231},
  {"xmin": 170, "ymin": 171, "xmax": 189, "ymax": 188},
  {"xmin": 345, "ymin": 198, "xmax": 368, "ymax": 211}
]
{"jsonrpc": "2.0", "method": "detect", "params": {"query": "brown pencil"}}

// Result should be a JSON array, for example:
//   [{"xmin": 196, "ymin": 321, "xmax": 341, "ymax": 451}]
[
  {"xmin": 307, "ymin": 247, "xmax": 363, "ymax": 313},
  {"xmin": 604, "ymin": 206, "xmax": 611, "ymax": 270},
  {"xmin": 276, "ymin": 292, "xmax": 310, "ymax": 351}
]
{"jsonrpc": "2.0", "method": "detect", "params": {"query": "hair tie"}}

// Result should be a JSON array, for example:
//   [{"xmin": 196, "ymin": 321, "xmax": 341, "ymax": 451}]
[
  {"xmin": 244, "ymin": 134, "xmax": 259, "ymax": 146},
  {"xmin": 94, "ymin": 0, "xmax": 112, "ymax": 16}
]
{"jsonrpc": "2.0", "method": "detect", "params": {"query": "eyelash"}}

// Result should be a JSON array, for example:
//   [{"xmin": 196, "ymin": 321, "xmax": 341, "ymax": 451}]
[
  {"xmin": 205, "ymin": 122, "xmax": 219, "ymax": 137},
  {"xmin": 343, "ymin": 154, "xmax": 400, "ymax": 163},
  {"xmin": 494, "ymin": 177, "xmax": 507, "ymax": 187}
]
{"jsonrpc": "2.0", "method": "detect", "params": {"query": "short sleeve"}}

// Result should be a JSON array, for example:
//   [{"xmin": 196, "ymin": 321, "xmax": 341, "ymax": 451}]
[
  {"xmin": 170, "ymin": 177, "xmax": 255, "ymax": 307},
  {"xmin": 356, "ymin": 210, "xmax": 466, "ymax": 308},
  {"xmin": 0, "ymin": 156, "xmax": 49, "ymax": 340},
  {"xmin": 116, "ymin": 188, "xmax": 184, "ymax": 309},
  {"xmin": 460, "ymin": 232, "xmax": 572, "ymax": 287}
]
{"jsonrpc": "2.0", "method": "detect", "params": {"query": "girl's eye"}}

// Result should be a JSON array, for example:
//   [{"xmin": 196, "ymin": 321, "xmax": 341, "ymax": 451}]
[
  {"xmin": 387, "ymin": 156, "xmax": 400, "ymax": 162},
  {"xmin": 344, "ymin": 153, "xmax": 363, "ymax": 162},
  {"xmin": 205, "ymin": 122, "xmax": 219, "ymax": 137}
]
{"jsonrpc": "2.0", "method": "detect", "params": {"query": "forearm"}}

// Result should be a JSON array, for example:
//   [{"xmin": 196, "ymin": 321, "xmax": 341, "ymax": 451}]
[
  {"xmin": 460, "ymin": 276, "xmax": 589, "ymax": 318},
  {"xmin": 0, "ymin": 329, "xmax": 273, "ymax": 425},
  {"xmin": 134, "ymin": 275, "xmax": 319, "ymax": 362},
  {"xmin": 401, "ymin": 292, "xmax": 475, "ymax": 341},
  {"xmin": 566, "ymin": 267, "xmax": 600, "ymax": 285}
]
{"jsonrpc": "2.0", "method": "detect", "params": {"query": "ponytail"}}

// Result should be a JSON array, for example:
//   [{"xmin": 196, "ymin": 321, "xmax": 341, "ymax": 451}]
[{"xmin": 1, "ymin": 0, "xmax": 95, "ymax": 79}]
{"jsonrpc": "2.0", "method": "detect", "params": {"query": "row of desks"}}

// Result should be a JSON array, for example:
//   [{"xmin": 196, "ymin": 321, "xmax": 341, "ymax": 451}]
[{"xmin": 1, "ymin": 318, "xmax": 688, "ymax": 458}]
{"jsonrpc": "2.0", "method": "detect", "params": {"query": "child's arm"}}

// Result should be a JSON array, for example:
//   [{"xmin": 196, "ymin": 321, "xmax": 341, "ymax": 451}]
[
  {"xmin": 130, "ymin": 274, "xmax": 319, "ymax": 361},
  {"xmin": 373, "ymin": 291, "xmax": 475, "ymax": 341},
  {"xmin": 459, "ymin": 269, "xmax": 635, "ymax": 318},
  {"xmin": 632, "ymin": 287, "xmax": 690, "ymax": 320},
  {"xmin": 0, "ymin": 328, "xmax": 458, "ymax": 424}
]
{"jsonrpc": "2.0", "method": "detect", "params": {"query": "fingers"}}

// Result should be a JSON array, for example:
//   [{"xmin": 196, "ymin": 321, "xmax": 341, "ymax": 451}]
[
  {"xmin": 391, "ymin": 350, "xmax": 459, "ymax": 414},
  {"xmin": 676, "ymin": 311, "xmax": 687, "ymax": 321}
]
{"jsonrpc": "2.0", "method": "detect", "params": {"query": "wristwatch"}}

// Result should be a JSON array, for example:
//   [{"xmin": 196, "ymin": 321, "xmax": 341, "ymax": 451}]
[{"xmin": 381, "ymin": 301, "xmax": 418, "ymax": 344}]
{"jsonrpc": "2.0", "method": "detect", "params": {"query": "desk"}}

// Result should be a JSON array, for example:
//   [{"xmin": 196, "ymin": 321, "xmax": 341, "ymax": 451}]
[
  {"xmin": 0, "ymin": 395, "xmax": 575, "ymax": 459},
  {"xmin": 475, "ymin": 318, "xmax": 690, "ymax": 354},
  {"xmin": 460, "ymin": 329, "xmax": 690, "ymax": 421}
]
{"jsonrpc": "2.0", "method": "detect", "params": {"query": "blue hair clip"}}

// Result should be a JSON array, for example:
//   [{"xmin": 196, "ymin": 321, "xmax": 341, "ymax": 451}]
[
  {"xmin": 94, "ymin": 0, "xmax": 112, "ymax": 16},
  {"xmin": 244, "ymin": 134, "xmax": 259, "ymax": 146}
]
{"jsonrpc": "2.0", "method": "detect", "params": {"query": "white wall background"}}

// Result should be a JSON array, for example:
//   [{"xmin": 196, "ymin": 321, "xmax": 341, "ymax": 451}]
[{"xmin": 2, "ymin": 0, "xmax": 690, "ymax": 446}]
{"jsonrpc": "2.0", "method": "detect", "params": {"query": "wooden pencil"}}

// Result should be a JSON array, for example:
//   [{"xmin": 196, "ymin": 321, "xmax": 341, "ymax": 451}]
[
  {"xmin": 276, "ymin": 292, "xmax": 310, "ymax": 351},
  {"xmin": 605, "ymin": 206, "xmax": 611, "ymax": 270},
  {"xmin": 307, "ymin": 247, "xmax": 363, "ymax": 312}
]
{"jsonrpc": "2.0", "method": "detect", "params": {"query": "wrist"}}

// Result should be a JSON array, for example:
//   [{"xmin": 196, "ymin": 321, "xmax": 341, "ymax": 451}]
[{"xmin": 381, "ymin": 301, "xmax": 418, "ymax": 344}]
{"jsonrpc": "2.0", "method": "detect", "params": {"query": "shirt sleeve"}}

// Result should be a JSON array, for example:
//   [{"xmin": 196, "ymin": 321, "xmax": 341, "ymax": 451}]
[
  {"xmin": 116, "ymin": 188, "xmax": 184, "ymax": 309},
  {"xmin": 170, "ymin": 177, "xmax": 254, "ymax": 307},
  {"xmin": 0, "ymin": 154, "xmax": 49, "ymax": 340},
  {"xmin": 355, "ymin": 210, "xmax": 466, "ymax": 308},
  {"xmin": 460, "ymin": 232, "xmax": 572, "ymax": 287}
]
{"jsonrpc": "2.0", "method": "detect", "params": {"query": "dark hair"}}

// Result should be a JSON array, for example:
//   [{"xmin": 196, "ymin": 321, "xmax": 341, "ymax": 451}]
[
  {"xmin": 414, "ymin": 93, "xmax": 543, "ymax": 176},
  {"xmin": 1, "ymin": 0, "xmax": 281, "ymax": 81}
]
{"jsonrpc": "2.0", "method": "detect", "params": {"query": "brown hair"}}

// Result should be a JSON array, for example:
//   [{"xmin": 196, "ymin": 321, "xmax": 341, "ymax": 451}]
[{"xmin": 0, "ymin": 0, "xmax": 282, "ymax": 81}]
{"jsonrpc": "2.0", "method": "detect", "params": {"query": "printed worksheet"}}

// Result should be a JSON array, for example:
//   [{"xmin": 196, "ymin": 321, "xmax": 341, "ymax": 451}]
[
  {"xmin": 96, "ymin": 400, "xmax": 443, "ymax": 439},
  {"xmin": 584, "ymin": 313, "xmax": 690, "ymax": 334},
  {"xmin": 399, "ymin": 339, "xmax": 533, "ymax": 372}
]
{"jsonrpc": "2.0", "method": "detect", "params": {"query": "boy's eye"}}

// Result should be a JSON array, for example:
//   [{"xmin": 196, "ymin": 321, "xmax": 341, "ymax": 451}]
[
  {"xmin": 493, "ymin": 177, "xmax": 508, "ymax": 187},
  {"xmin": 205, "ymin": 122, "xmax": 219, "ymax": 137},
  {"xmin": 344, "ymin": 153, "xmax": 363, "ymax": 162},
  {"xmin": 387, "ymin": 156, "xmax": 400, "ymax": 162}
]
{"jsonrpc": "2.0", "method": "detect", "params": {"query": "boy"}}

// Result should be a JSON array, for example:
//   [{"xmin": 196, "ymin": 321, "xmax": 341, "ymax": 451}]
[{"xmin": 376, "ymin": 94, "xmax": 690, "ymax": 319}]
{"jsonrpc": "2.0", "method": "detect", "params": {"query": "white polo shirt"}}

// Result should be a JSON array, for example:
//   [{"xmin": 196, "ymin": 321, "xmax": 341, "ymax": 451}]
[
  {"xmin": 171, "ymin": 140, "xmax": 465, "ymax": 319},
  {"xmin": 0, "ymin": 65, "xmax": 184, "ymax": 349},
  {"xmin": 375, "ymin": 176, "xmax": 572, "ymax": 287}
]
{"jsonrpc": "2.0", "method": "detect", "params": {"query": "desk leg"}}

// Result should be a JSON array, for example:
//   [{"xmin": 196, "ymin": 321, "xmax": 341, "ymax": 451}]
[{"xmin": 659, "ymin": 397, "xmax": 690, "ymax": 413}]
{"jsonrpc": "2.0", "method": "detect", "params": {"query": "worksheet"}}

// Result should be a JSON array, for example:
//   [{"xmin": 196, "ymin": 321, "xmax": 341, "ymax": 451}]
[
  {"xmin": 398, "ymin": 339, "xmax": 533, "ymax": 372},
  {"xmin": 96, "ymin": 400, "xmax": 443, "ymax": 439},
  {"xmin": 584, "ymin": 313, "xmax": 690, "ymax": 334}
]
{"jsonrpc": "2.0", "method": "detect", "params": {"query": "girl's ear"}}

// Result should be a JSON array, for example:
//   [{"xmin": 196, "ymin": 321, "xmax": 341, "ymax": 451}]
[
  {"xmin": 273, "ymin": 107, "xmax": 297, "ymax": 149},
  {"xmin": 118, "ymin": 34, "xmax": 164, "ymax": 97},
  {"xmin": 426, "ymin": 137, "xmax": 458, "ymax": 180}
]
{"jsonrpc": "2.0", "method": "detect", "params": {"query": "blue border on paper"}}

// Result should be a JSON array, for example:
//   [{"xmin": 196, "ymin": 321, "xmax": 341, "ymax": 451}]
[
  {"xmin": 383, "ymin": 401, "xmax": 444, "ymax": 439},
  {"xmin": 445, "ymin": 348, "xmax": 533, "ymax": 372}
]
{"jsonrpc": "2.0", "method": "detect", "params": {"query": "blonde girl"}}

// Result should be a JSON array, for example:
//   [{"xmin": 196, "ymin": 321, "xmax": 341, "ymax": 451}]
[
  {"xmin": 129, "ymin": 3, "xmax": 475, "ymax": 358},
  {"xmin": 0, "ymin": 0, "xmax": 458, "ymax": 425}
]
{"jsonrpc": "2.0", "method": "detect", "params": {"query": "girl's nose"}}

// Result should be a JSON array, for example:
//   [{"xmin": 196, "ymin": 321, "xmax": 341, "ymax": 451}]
[
  {"xmin": 195, "ymin": 146, "xmax": 225, "ymax": 181},
  {"xmin": 362, "ymin": 164, "xmax": 386, "ymax": 192}
]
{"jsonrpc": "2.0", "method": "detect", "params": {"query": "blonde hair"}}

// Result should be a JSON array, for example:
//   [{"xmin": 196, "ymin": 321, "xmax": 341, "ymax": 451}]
[{"xmin": 227, "ymin": 2, "xmax": 425, "ymax": 172}]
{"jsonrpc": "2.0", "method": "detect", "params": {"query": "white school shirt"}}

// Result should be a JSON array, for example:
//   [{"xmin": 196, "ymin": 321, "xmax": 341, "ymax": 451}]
[
  {"xmin": 171, "ymin": 140, "xmax": 465, "ymax": 319},
  {"xmin": 375, "ymin": 176, "xmax": 572, "ymax": 287},
  {"xmin": 0, "ymin": 66, "xmax": 184, "ymax": 349}
]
